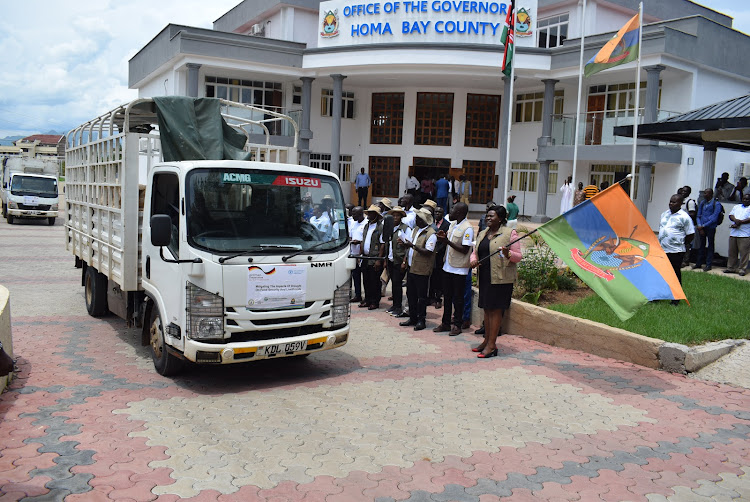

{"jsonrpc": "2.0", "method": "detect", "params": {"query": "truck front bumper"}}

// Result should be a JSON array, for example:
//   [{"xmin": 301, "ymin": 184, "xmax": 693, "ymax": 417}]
[
  {"xmin": 180, "ymin": 325, "xmax": 350, "ymax": 364},
  {"xmin": 8, "ymin": 209, "xmax": 58, "ymax": 219}
]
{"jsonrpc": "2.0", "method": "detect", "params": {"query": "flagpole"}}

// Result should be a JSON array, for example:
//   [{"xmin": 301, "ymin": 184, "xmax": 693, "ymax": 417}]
[
  {"xmin": 503, "ymin": 61, "xmax": 515, "ymax": 205},
  {"xmin": 629, "ymin": 2, "xmax": 643, "ymax": 201},
  {"xmin": 502, "ymin": 0, "xmax": 515, "ymax": 205},
  {"xmin": 571, "ymin": 0, "xmax": 587, "ymax": 194}
]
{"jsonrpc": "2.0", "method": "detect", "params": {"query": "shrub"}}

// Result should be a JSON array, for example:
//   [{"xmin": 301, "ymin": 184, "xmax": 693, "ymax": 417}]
[{"xmin": 515, "ymin": 230, "xmax": 578, "ymax": 303}]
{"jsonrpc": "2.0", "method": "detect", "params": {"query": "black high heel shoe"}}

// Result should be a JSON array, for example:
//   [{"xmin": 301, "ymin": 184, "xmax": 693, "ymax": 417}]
[{"xmin": 477, "ymin": 348, "xmax": 498, "ymax": 359}]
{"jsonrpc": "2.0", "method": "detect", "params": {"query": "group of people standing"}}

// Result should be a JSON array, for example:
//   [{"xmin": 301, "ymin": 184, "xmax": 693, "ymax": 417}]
[
  {"xmin": 347, "ymin": 194, "xmax": 522, "ymax": 359},
  {"xmin": 406, "ymin": 173, "xmax": 473, "ymax": 212}
]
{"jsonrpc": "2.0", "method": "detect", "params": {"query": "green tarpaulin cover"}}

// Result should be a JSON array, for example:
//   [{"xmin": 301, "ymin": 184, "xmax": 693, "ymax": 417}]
[{"xmin": 152, "ymin": 96, "xmax": 252, "ymax": 162}]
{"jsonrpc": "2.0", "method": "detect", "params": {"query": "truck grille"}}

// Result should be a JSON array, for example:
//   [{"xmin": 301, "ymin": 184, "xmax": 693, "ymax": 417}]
[
  {"xmin": 222, "ymin": 325, "xmax": 333, "ymax": 343},
  {"xmin": 18, "ymin": 204, "xmax": 51, "ymax": 211}
]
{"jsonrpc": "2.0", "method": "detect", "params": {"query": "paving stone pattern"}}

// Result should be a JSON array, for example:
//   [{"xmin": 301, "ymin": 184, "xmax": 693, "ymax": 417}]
[{"xmin": 1, "ymin": 219, "xmax": 750, "ymax": 501}]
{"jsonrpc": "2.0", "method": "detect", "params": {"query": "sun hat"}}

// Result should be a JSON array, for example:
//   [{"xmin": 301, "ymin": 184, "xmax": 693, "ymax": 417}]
[
  {"xmin": 415, "ymin": 207, "xmax": 434, "ymax": 226},
  {"xmin": 388, "ymin": 206, "xmax": 407, "ymax": 217}
]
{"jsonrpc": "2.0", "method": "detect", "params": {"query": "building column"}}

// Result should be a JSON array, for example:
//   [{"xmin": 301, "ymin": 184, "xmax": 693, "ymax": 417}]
[
  {"xmin": 330, "ymin": 74, "xmax": 346, "ymax": 179},
  {"xmin": 636, "ymin": 163, "xmax": 653, "ymax": 216},
  {"xmin": 643, "ymin": 65, "xmax": 665, "ymax": 123},
  {"xmin": 186, "ymin": 63, "xmax": 202, "ymax": 98},
  {"xmin": 532, "ymin": 79, "xmax": 559, "ymax": 223},
  {"xmin": 701, "ymin": 142, "xmax": 718, "ymax": 192},
  {"xmin": 496, "ymin": 75, "xmax": 512, "ymax": 203},
  {"xmin": 299, "ymin": 77, "xmax": 314, "ymax": 166}
]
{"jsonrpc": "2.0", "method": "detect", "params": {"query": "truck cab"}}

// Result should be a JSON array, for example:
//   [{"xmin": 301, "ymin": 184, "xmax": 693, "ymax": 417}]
[
  {"xmin": 1, "ymin": 157, "xmax": 60, "ymax": 225},
  {"xmin": 143, "ymin": 161, "xmax": 352, "ymax": 373}
]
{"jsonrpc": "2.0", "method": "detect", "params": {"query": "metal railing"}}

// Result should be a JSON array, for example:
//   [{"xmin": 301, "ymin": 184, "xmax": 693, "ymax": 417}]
[{"xmin": 550, "ymin": 109, "xmax": 680, "ymax": 146}]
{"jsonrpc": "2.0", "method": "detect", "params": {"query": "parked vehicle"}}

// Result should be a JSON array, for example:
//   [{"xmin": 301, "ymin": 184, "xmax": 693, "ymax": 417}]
[
  {"xmin": 66, "ymin": 97, "xmax": 352, "ymax": 375},
  {"xmin": 1, "ymin": 156, "xmax": 60, "ymax": 225}
]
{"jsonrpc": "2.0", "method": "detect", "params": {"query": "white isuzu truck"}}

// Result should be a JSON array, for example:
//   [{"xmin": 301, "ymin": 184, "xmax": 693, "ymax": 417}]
[
  {"xmin": 66, "ymin": 97, "xmax": 352, "ymax": 375},
  {"xmin": 1, "ymin": 156, "xmax": 60, "ymax": 225}
]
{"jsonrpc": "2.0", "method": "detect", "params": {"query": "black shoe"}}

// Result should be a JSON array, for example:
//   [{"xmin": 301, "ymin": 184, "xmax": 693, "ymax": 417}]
[
  {"xmin": 413, "ymin": 321, "xmax": 426, "ymax": 331},
  {"xmin": 691, "ymin": 264, "xmax": 701, "ymax": 270},
  {"xmin": 474, "ymin": 326, "xmax": 485, "ymax": 335},
  {"xmin": 389, "ymin": 310, "xmax": 403, "ymax": 317},
  {"xmin": 399, "ymin": 319, "xmax": 416, "ymax": 327},
  {"xmin": 395, "ymin": 312, "xmax": 410, "ymax": 318},
  {"xmin": 703, "ymin": 266, "xmax": 712, "ymax": 272}
]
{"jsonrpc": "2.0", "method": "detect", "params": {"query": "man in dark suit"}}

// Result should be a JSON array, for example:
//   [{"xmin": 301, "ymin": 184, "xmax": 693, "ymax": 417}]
[{"xmin": 429, "ymin": 206, "xmax": 451, "ymax": 309}]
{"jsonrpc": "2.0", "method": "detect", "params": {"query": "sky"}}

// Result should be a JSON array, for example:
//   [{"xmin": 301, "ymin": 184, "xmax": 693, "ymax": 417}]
[{"xmin": 1, "ymin": 0, "xmax": 749, "ymax": 139}]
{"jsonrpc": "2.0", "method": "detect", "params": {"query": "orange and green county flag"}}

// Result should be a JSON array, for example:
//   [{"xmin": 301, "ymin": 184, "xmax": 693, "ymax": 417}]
[
  {"xmin": 584, "ymin": 13, "xmax": 640, "ymax": 77},
  {"xmin": 537, "ymin": 184, "xmax": 686, "ymax": 321}
]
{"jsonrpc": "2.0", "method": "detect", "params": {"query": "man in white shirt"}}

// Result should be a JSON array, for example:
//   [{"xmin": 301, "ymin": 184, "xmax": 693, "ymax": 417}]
[
  {"xmin": 406, "ymin": 174, "xmax": 420, "ymax": 198},
  {"xmin": 659, "ymin": 194, "xmax": 695, "ymax": 304},
  {"xmin": 309, "ymin": 205, "xmax": 331, "ymax": 237},
  {"xmin": 400, "ymin": 193, "xmax": 417, "ymax": 229},
  {"xmin": 399, "ymin": 208, "xmax": 437, "ymax": 331},
  {"xmin": 348, "ymin": 206, "xmax": 366, "ymax": 302},
  {"xmin": 434, "ymin": 202, "xmax": 474, "ymax": 335},
  {"xmin": 724, "ymin": 192, "xmax": 750, "ymax": 276}
]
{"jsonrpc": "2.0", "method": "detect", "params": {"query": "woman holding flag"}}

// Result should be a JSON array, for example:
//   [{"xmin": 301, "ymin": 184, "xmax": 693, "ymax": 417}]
[{"xmin": 469, "ymin": 205, "xmax": 522, "ymax": 359}]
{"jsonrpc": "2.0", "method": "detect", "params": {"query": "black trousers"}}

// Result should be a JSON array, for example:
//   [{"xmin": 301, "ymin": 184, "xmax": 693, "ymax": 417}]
[
  {"xmin": 351, "ymin": 262, "xmax": 362, "ymax": 298},
  {"xmin": 429, "ymin": 266, "xmax": 444, "ymax": 301},
  {"xmin": 387, "ymin": 261, "xmax": 404, "ymax": 311},
  {"xmin": 363, "ymin": 263, "xmax": 382, "ymax": 306},
  {"xmin": 442, "ymin": 271, "xmax": 467, "ymax": 327},
  {"xmin": 357, "ymin": 187, "xmax": 368, "ymax": 207},
  {"xmin": 666, "ymin": 252, "xmax": 684, "ymax": 284},
  {"xmin": 407, "ymin": 272, "xmax": 430, "ymax": 323}
]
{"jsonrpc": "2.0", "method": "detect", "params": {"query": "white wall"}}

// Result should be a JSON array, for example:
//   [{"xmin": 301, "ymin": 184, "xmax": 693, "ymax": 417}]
[{"xmin": 296, "ymin": 10, "xmax": 320, "ymax": 47}]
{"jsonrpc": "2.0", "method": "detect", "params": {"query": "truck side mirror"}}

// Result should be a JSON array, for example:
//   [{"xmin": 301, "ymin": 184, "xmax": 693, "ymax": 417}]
[{"xmin": 150, "ymin": 214, "xmax": 172, "ymax": 247}]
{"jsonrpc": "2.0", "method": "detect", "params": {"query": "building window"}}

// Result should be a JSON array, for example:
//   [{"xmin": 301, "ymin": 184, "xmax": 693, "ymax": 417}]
[
  {"xmin": 205, "ymin": 77, "xmax": 282, "ymax": 110},
  {"xmin": 515, "ymin": 90, "xmax": 564, "ymax": 123},
  {"xmin": 321, "ymin": 89, "xmax": 355, "ymax": 118},
  {"xmin": 415, "ymin": 92, "xmax": 454, "ymax": 146},
  {"xmin": 369, "ymin": 156, "xmax": 401, "ymax": 197},
  {"xmin": 462, "ymin": 160, "xmax": 496, "ymax": 204},
  {"xmin": 590, "ymin": 164, "xmax": 653, "ymax": 201},
  {"xmin": 465, "ymin": 94, "xmax": 501, "ymax": 148},
  {"xmin": 509, "ymin": 163, "xmax": 559, "ymax": 194},
  {"xmin": 293, "ymin": 86, "xmax": 302, "ymax": 105},
  {"xmin": 371, "ymin": 93, "xmax": 405, "ymax": 144},
  {"xmin": 538, "ymin": 14, "xmax": 569, "ymax": 48},
  {"xmin": 587, "ymin": 82, "xmax": 655, "ymax": 118},
  {"xmin": 510, "ymin": 162, "xmax": 538, "ymax": 192},
  {"xmin": 310, "ymin": 153, "xmax": 353, "ymax": 180}
]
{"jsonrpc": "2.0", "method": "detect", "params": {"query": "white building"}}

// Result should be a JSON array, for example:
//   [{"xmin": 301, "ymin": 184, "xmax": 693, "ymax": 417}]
[{"xmin": 129, "ymin": 0, "xmax": 750, "ymax": 251}]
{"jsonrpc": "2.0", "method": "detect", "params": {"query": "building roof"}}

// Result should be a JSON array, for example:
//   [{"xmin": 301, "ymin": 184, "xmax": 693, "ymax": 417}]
[
  {"xmin": 614, "ymin": 93, "xmax": 750, "ymax": 152},
  {"xmin": 20, "ymin": 134, "xmax": 63, "ymax": 146}
]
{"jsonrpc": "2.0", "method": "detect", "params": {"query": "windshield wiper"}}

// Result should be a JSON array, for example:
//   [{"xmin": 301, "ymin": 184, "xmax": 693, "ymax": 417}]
[
  {"xmin": 218, "ymin": 244, "xmax": 302, "ymax": 263},
  {"xmin": 282, "ymin": 239, "xmax": 338, "ymax": 262}
]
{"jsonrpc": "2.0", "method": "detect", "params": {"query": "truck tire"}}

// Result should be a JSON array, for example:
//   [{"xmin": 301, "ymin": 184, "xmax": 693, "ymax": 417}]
[
  {"xmin": 6, "ymin": 215, "xmax": 14, "ymax": 225},
  {"xmin": 84, "ymin": 267, "xmax": 108, "ymax": 317},
  {"xmin": 148, "ymin": 305, "xmax": 182, "ymax": 376},
  {"xmin": 1, "ymin": 203, "xmax": 5, "ymax": 218},
  {"xmin": 48, "ymin": 217, "xmax": 55, "ymax": 226}
]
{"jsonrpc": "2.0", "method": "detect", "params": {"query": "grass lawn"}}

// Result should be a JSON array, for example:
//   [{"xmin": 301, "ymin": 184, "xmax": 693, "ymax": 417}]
[{"xmin": 545, "ymin": 270, "xmax": 750, "ymax": 345}]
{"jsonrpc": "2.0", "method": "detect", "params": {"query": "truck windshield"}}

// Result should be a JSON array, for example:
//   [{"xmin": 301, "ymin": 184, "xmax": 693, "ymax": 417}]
[
  {"xmin": 186, "ymin": 168, "xmax": 348, "ymax": 254},
  {"xmin": 10, "ymin": 176, "xmax": 58, "ymax": 196}
]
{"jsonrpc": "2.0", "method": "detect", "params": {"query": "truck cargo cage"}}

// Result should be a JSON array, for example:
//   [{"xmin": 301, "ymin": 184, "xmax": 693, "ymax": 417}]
[{"xmin": 65, "ymin": 98, "xmax": 300, "ymax": 292}]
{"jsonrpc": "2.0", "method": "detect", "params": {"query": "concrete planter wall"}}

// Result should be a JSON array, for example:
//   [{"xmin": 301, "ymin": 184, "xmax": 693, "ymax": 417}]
[
  {"xmin": 470, "ymin": 287, "xmax": 738, "ymax": 372},
  {"xmin": 0, "ymin": 285, "xmax": 12, "ymax": 392}
]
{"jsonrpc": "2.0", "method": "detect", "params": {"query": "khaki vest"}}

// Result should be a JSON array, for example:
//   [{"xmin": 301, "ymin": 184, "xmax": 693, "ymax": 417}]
[
  {"xmin": 409, "ymin": 226, "xmax": 436, "ymax": 276},
  {"xmin": 389, "ymin": 222, "xmax": 409, "ymax": 266},
  {"xmin": 363, "ymin": 220, "xmax": 383, "ymax": 264},
  {"xmin": 476, "ymin": 226, "xmax": 518, "ymax": 285},
  {"xmin": 446, "ymin": 219, "xmax": 473, "ymax": 269}
]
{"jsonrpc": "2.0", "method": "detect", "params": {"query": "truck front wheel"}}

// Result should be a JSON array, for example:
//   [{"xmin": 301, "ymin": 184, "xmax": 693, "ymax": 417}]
[
  {"xmin": 1, "ymin": 203, "xmax": 5, "ymax": 218},
  {"xmin": 48, "ymin": 217, "xmax": 55, "ymax": 226},
  {"xmin": 84, "ymin": 267, "xmax": 108, "ymax": 317},
  {"xmin": 149, "ymin": 305, "xmax": 182, "ymax": 376}
]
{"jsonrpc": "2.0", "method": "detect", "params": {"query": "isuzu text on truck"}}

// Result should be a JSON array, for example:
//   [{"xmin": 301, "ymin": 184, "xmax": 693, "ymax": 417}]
[
  {"xmin": 1, "ymin": 156, "xmax": 60, "ymax": 225},
  {"xmin": 66, "ymin": 97, "xmax": 352, "ymax": 375}
]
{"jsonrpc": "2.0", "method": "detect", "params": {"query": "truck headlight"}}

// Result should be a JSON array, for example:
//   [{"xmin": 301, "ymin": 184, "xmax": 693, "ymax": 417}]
[
  {"xmin": 331, "ymin": 281, "xmax": 350, "ymax": 329},
  {"xmin": 51, "ymin": 203, "xmax": 58, "ymax": 211},
  {"xmin": 8, "ymin": 201, "xmax": 17, "ymax": 209},
  {"xmin": 186, "ymin": 282, "xmax": 224, "ymax": 340}
]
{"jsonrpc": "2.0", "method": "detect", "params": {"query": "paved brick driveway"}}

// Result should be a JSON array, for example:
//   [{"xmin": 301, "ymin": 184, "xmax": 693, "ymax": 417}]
[{"xmin": 1, "ymin": 219, "xmax": 749, "ymax": 501}]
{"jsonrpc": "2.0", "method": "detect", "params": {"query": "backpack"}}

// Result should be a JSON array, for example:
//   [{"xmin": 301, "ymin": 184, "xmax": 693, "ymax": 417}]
[{"xmin": 717, "ymin": 204, "xmax": 725, "ymax": 225}]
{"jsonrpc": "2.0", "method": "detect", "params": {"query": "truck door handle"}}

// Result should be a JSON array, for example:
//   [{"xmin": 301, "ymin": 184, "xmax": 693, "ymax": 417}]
[{"xmin": 146, "ymin": 256, "xmax": 150, "ymax": 279}]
